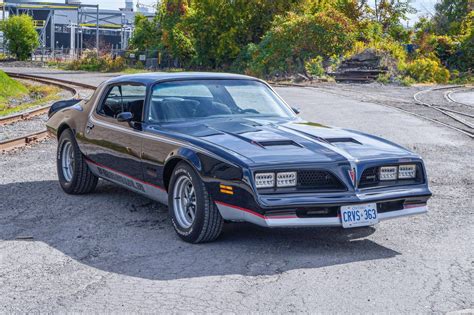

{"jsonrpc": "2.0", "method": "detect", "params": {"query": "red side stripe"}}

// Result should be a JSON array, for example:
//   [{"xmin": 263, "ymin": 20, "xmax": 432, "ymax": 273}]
[{"xmin": 85, "ymin": 158, "xmax": 166, "ymax": 191}]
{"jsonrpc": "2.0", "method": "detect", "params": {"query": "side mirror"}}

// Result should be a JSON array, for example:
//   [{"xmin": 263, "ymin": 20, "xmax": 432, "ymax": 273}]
[
  {"xmin": 117, "ymin": 112, "xmax": 133, "ymax": 122},
  {"xmin": 292, "ymin": 107, "xmax": 300, "ymax": 115}
]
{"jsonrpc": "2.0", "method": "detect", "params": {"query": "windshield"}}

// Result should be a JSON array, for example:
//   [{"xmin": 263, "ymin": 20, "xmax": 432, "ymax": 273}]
[{"xmin": 147, "ymin": 79, "xmax": 295, "ymax": 123}]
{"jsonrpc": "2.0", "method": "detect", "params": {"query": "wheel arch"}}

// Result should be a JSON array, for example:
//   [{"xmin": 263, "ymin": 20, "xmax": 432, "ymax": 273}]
[
  {"xmin": 162, "ymin": 148, "xmax": 203, "ymax": 192},
  {"xmin": 57, "ymin": 123, "xmax": 73, "ymax": 139}
]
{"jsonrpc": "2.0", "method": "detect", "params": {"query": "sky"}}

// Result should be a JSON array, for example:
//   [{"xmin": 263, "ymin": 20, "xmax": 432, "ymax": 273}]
[{"xmin": 80, "ymin": 0, "xmax": 439, "ymax": 26}]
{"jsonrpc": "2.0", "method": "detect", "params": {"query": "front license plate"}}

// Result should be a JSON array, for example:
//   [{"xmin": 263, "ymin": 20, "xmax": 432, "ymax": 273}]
[{"xmin": 340, "ymin": 203, "xmax": 378, "ymax": 228}]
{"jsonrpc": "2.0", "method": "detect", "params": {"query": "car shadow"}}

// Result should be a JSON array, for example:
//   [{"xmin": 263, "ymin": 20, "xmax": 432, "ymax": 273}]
[{"xmin": 1, "ymin": 180, "xmax": 400, "ymax": 280}]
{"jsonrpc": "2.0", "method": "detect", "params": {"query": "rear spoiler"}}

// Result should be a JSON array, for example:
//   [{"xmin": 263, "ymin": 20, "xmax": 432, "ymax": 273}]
[{"xmin": 48, "ymin": 99, "xmax": 83, "ymax": 118}]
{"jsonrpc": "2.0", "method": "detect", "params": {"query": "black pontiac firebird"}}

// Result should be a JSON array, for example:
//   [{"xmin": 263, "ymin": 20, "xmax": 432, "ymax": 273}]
[{"xmin": 46, "ymin": 72, "xmax": 432, "ymax": 243}]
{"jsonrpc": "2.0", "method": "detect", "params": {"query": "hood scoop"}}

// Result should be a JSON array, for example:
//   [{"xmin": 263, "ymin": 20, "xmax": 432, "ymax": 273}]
[
  {"xmin": 253, "ymin": 139, "xmax": 302, "ymax": 148},
  {"xmin": 325, "ymin": 137, "xmax": 362, "ymax": 145}
]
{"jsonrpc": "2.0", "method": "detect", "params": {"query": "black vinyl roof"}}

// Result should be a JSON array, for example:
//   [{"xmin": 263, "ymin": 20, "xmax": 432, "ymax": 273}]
[{"xmin": 106, "ymin": 72, "xmax": 258, "ymax": 85}]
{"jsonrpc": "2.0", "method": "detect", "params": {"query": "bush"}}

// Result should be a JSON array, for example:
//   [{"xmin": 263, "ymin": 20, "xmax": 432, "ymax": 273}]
[
  {"xmin": 304, "ymin": 56, "xmax": 325, "ymax": 78},
  {"xmin": 454, "ymin": 12, "xmax": 474, "ymax": 72},
  {"xmin": 0, "ymin": 15, "xmax": 39, "ymax": 61},
  {"xmin": 402, "ymin": 57, "xmax": 450, "ymax": 83},
  {"xmin": 377, "ymin": 73, "xmax": 391, "ymax": 84},
  {"xmin": 247, "ymin": 9, "xmax": 355, "ymax": 77},
  {"xmin": 397, "ymin": 76, "xmax": 416, "ymax": 86},
  {"xmin": 65, "ymin": 50, "xmax": 126, "ymax": 72}
]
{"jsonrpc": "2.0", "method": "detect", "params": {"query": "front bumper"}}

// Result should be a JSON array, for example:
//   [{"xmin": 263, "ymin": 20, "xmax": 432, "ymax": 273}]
[{"xmin": 215, "ymin": 194, "xmax": 430, "ymax": 228}]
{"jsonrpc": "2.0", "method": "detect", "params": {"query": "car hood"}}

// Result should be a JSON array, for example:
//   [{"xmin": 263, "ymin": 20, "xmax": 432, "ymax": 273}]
[{"xmin": 154, "ymin": 118, "xmax": 417, "ymax": 165}]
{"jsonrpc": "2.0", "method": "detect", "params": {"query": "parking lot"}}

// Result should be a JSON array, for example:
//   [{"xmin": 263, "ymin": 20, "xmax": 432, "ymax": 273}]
[{"xmin": 1, "ymin": 69, "xmax": 473, "ymax": 313}]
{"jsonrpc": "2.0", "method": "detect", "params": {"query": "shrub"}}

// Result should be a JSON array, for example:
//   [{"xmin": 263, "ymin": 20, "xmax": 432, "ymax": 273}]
[
  {"xmin": 103, "ymin": 55, "xmax": 126, "ymax": 72},
  {"xmin": 397, "ymin": 76, "xmax": 416, "ymax": 86},
  {"xmin": 377, "ymin": 73, "xmax": 391, "ymax": 84},
  {"xmin": 454, "ymin": 12, "xmax": 474, "ymax": 72},
  {"xmin": 0, "ymin": 15, "xmax": 39, "ymax": 61},
  {"xmin": 402, "ymin": 57, "xmax": 450, "ymax": 83},
  {"xmin": 247, "ymin": 9, "xmax": 355, "ymax": 77},
  {"xmin": 304, "ymin": 56, "xmax": 325, "ymax": 78},
  {"xmin": 65, "ymin": 50, "xmax": 126, "ymax": 72}
]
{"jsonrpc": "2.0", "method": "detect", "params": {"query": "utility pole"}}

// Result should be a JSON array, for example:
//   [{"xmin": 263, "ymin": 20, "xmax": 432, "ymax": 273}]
[
  {"xmin": 96, "ymin": 5, "xmax": 99, "ymax": 55},
  {"xmin": 51, "ymin": 10, "xmax": 55, "ymax": 58},
  {"xmin": 2, "ymin": 1, "xmax": 5, "ymax": 55}
]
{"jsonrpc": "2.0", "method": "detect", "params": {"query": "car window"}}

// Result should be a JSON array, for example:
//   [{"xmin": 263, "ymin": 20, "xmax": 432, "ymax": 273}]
[
  {"xmin": 225, "ymin": 85, "xmax": 284, "ymax": 115},
  {"xmin": 153, "ymin": 84, "xmax": 213, "ymax": 98},
  {"xmin": 97, "ymin": 84, "xmax": 146, "ymax": 122},
  {"xmin": 147, "ymin": 80, "xmax": 294, "ymax": 123}
]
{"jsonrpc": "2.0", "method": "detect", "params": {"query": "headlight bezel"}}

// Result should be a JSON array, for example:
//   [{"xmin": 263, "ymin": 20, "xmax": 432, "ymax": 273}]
[
  {"xmin": 398, "ymin": 164, "xmax": 417, "ymax": 179},
  {"xmin": 379, "ymin": 166, "xmax": 398, "ymax": 181},
  {"xmin": 379, "ymin": 164, "xmax": 418, "ymax": 181},
  {"xmin": 254, "ymin": 172, "xmax": 275, "ymax": 188},
  {"xmin": 276, "ymin": 171, "xmax": 297, "ymax": 187},
  {"xmin": 254, "ymin": 171, "xmax": 297, "ymax": 189}
]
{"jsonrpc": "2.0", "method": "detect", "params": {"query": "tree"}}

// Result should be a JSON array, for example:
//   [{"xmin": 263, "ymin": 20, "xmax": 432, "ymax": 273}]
[
  {"xmin": 129, "ymin": 13, "xmax": 161, "ymax": 51},
  {"xmin": 158, "ymin": 0, "xmax": 194, "ymax": 64},
  {"xmin": 433, "ymin": 0, "xmax": 469, "ymax": 35},
  {"xmin": 372, "ymin": 0, "xmax": 415, "ymax": 33},
  {"xmin": 247, "ymin": 9, "xmax": 356, "ymax": 76},
  {"xmin": 1, "ymin": 15, "xmax": 39, "ymax": 60},
  {"xmin": 185, "ymin": 0, "xmax": 298, "ymax": 68}
]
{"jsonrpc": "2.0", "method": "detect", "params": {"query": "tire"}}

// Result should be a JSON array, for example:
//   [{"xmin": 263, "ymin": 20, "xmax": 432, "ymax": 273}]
[
  {"xmin": 168, "ymin": 162, "xmax": 224, "ymax": 243},
  {"xmin": 57, "ymin": 129, "xmax": 98, "ymax": 194}
]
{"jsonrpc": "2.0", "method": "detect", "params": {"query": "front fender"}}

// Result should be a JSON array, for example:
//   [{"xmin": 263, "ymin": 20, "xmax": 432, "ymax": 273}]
[{"xmin": 163, "ymin": 148, "xmax": 244, "ymax": 195}]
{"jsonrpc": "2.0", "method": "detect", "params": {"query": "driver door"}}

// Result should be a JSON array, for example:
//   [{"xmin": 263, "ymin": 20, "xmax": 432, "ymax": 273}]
[{"xmin": 84, "ymin": 83, "xmax": 146, "ymax": 181}]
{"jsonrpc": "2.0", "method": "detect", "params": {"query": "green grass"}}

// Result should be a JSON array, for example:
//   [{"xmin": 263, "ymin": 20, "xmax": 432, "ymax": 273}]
[
  {"xmin": 0, "ymin": 70, "xmax": 29, "ymax": 110},
  {"xmin": 0, "ymin": 71, "xmax": 61, "ymax": 116}
]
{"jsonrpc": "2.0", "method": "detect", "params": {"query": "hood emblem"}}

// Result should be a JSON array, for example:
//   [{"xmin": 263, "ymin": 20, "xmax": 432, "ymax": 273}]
[{"xmin": 348, "ymin": 168, "xmax": 356, "ymax": 186}]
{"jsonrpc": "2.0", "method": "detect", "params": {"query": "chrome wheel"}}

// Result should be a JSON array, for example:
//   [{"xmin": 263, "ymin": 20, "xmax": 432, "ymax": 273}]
[
  {"xmin": 61, "ymin": 141, "xmax": 75, "ymax": 182},
  {"xmin": 173, "ymin": 175, "xmax": 197, "ymax": 228}
]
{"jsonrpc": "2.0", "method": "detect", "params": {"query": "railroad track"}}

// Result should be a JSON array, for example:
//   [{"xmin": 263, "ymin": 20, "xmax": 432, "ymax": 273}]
[
  {"xmin": 275, "ymin": 82, "xmax": 474, "ymax": 139},
  {"xmin": 1, "ymin": 73, "xmax": 96, "ymax": 152},
  {"xmin": 445, "ymin": 86, "xmax": 474, "ymax": 107},
  {"xmin": 413, "ymin": 86, "xmax": 474, "ymax": 139}
]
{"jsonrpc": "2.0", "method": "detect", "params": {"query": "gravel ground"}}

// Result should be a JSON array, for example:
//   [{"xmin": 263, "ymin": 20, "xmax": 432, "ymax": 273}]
[
  {"xmin": 450, "ymin": 89, "xmax": 474, "ymax": 107},
  {"xmin": 0, "ymin": 114, "xmax": 48, "ymax": 141},
  {"xmin": 0, "ymin": 68, "xmax": 473, "ymax": 313}
]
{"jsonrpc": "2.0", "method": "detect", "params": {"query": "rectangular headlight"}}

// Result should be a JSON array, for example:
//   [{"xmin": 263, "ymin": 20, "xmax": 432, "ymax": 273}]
[
  {"xmin": 398, "ymin": 164, "xmax": 416, "ymax": 179},
  {"xmin": 255, "ymin": 173, "xmax": 275, "ymax": 188},
  {"xmin": 379, "ymin": 166, "xmax": 398, "ymax": 181},
  {"xmin": 277, "ymin": 172, "xmax": 297, "ymax": 187}
]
